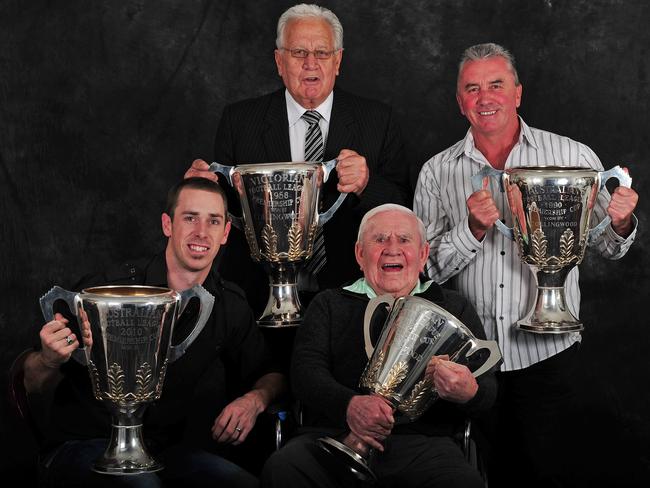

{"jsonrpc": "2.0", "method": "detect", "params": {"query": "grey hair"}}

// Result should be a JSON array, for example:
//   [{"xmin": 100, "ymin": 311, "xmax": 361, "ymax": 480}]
[
  {"xmin": 458, "ymin": 42, "xmax": 520, "ymax": 86},
  {"xmin": 276, "ymin": 4, "xmax": 344, "ymax": 50},
  {"xmin": 357, "ymin": 204, "xmax": 427, "ymax": 245}
]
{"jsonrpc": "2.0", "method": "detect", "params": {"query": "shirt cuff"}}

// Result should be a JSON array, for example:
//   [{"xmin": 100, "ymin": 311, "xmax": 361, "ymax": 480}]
[
  {"xmin": 604, "ymin": 213, "xmax": 638, "ymax": 242},
  {"xmin": 449, "ymin": 215, "xmax": 483, "ymax": 260}
]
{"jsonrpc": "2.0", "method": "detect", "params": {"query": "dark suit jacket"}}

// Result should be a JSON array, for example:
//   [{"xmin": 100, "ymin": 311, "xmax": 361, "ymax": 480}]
[{"xmin": 213, "ymin": 87, "xmax": 410, "ymax": 315}]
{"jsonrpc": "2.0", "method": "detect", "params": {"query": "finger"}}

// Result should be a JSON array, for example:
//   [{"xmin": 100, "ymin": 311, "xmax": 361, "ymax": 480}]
[
  {"xmin": 44, "ymin": 316, "xmax": 69, "ymax": 332},
  {"xmin": 337, "ymin": 182, "xmax": 359, "ymax": 194},
  {"xmin": 191, "ymin": 159, "xmax": 210, "ymax": 170},
  {"xmin": 337, "ymin": 149, "xmax": 357, "ymax": 160},
  {"xmin": 217, "ymin": 415, "xmax": 241, "ymax": 444},
  {"xmin": 482, "ymin": 176, "xmax": 489, "ymax": 190},
  {"xmin": 360, "ymin": 433, "xmax": 385, "ymax": 452}
]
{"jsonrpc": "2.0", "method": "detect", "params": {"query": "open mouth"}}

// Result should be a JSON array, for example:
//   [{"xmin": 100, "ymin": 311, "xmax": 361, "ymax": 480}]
[
  {"xmin": 303, "ymin": 76, "xmax": 320, "ymax": 83},
  {"xmin": 478, "ymin": 110, "xmax": 497, "ymax": 116},
  {"xmin": 381, "ymin": 263, "xmax": 403, "ymax": 272}
]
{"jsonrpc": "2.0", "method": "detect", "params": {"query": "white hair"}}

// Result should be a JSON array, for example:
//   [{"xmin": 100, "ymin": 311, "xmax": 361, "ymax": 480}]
[
  {"xmin": 276, "ymin": 4, "xmax": 344, "ymax": 50},
  {"xmin": 357, "ymin": 204, "xmax": 427, "ymax": 244}
]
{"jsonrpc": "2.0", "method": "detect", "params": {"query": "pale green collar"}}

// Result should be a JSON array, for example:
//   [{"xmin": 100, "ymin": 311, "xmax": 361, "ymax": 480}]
[{"xmin": 343, "ymin": 278, "xmax": 433, "ymax": 299}]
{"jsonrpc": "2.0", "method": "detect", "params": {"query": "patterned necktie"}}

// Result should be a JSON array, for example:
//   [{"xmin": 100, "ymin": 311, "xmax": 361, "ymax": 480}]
[{"xmin": 301, "ymin": 110, "xmax": 326, "ymax": 276}]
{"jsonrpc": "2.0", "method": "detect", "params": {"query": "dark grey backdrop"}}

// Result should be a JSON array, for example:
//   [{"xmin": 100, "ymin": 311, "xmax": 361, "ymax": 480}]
[{"xmin": 1, "ymin": 0, "xmax": 648, "ymax": 484}]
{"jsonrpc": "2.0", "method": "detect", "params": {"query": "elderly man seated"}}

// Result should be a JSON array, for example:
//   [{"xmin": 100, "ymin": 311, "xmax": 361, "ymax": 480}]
[{"xmin": 261, "ymin": 204, "xmax": 497, "ymax": 488}]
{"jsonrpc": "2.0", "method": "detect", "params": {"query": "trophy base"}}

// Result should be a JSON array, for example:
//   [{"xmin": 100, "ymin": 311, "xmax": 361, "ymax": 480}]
[
  {"xmin": 516, "ymin": 321, "xmax": 584, "ymax": 334},
  {"xmin": 517, "ymin": 286, "xmax": 584, "ymax": 334},
  {"xmin": 257, "ymin": 315, "xmax": 302, "ymax": 328},
  {"xmin": 317, "ymin": 436, "xmax": 376, "ymax": 482},
  {"xmin": 92, "ymin": 461, "xmax": 164, "ymax": 476},
  {"xmin": 92, "ymin": 423, "xmax": 164, "ymax": 475}
]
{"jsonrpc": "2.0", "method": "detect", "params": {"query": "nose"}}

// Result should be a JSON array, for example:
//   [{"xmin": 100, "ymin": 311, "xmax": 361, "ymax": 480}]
[
  {"xmin": 302, "ymin": 52, "xmax": 319, "ymax": 68},
  {"xmin": 382, "ymin": 237, "xmax": 402, "ymax": 254},
  {"xmin": 476, "ymin": 87, "xmax": 491, "ymax": 105},
  {"xmin": 195, "ymin": 220, "xmax": 208, "ymax": 237}
]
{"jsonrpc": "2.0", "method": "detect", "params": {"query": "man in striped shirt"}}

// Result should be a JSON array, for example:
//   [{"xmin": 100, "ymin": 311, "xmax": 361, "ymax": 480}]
[{"xmin": 413, "ymin": 43, "xmax": 638, "ymax": 486}]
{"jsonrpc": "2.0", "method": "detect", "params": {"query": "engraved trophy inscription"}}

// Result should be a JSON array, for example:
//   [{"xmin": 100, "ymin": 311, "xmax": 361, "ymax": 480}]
[
  {"xmin": 40, "ymin": 284, "xmax": 214, "ymax": 474},
  {"xmin": 318, "ymin": 294, "xmax": 501, "ymax": 481},
  {"xmin": 473, "ymin": 165, "xmax": 632, "ymax": 333},
  {"xmin": 210, "ymin": 161, "xmax": 347, "ymax": 327}
]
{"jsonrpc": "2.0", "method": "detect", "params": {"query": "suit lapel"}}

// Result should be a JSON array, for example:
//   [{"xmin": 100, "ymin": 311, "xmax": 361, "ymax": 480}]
[
  {"xmin": 262, "ymin": 90, "xmax": 292, "ymax": 162},
  {"xmin": 324, "ymin": 89, "xmax": 356, "ymax": 161}
]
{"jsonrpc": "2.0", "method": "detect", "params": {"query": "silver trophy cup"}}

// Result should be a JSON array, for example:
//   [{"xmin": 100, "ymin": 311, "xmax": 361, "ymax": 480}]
[
  {"xmin": 472, "ymin": 165, "xmax": 632, "ymax": 334},
  {"xmin": 40, "ymin": 284, "xmax": 214, "ymax": 474},
  {"xmin": 210, "ymin": 160, "xmax": 347, "ymax": 327},
  {"xmin": 318, "ymin": 294, "xmax": 502, "ymax": 481}
]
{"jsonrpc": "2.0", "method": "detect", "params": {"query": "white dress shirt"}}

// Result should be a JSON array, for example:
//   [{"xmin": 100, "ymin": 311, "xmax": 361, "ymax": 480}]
[
  {"xmin": 414, "ymin": 118, "xmax": 637, "ymax": 371},
  {"xmin": 285, "ymin": 90, "xmax": 334, "ymax": 161}
]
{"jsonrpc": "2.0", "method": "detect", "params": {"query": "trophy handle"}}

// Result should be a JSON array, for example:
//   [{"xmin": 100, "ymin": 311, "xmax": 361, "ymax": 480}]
[
  {"xmin": 587, "ymin": 165, "xmax": 633, "ymax": 245},
  {"xmin": 470, "ymin": 166, "xmax": 514, "ymax": 240},
  {"xmin": 168, "ymin": 285, "xmax": 215, "ymax": 362},
  {"xmin": 363, "ymin": 294, "xmax": 395, "ymax": 359},
  {"xmin": 318, "ymin": 159, "xmax": 348, "ymax": 225},
  {"xmin": 208, "ymin": 161, "xmax": 234, "ymax": 186},
  {"xmin": 464, "ymin": 338, "xmax": 502, "ymax": 378},
  {"xmin": 39, "ymin": 286, "xmax": 87, "ymax": 365},
  {"xmin": 208, "ymin": 162, "xmax": 244, "ymax": 229}
]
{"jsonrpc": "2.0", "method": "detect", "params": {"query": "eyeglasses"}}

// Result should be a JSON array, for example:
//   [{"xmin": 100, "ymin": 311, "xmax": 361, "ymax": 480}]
[{"xmin": 280, "ymin": 47, "xmax": 339, "ymax": 59}]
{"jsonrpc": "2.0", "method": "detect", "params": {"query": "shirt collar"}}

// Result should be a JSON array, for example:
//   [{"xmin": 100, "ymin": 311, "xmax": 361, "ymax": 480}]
[
  {"xmin": 145, "ymin": 251, "xmax": 219, "ymax": 298},
  {"xmin": 285, "ymin": 89, "xmax": 334, "ymax": 128},
  {"xmin": 455, "ymin": 115, "xmax": 539, "ymax": 163},
  {"xmin": 343, "ymin": 277, "xmax": 433, "ymax": 299}
]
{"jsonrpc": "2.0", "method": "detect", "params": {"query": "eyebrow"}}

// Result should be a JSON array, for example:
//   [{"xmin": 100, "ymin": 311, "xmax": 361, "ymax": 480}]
[
  {"xmin": 463, "ymin": 78, "xmax": 504, "ymax": 90},
  {"xmin": 181, "ymin": 210, "xmax": 224, "ymax": 219}
]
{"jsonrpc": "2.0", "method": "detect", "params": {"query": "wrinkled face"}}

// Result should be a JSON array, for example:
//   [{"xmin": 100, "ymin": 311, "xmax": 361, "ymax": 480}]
[
  {"xmin": 456, "ymin": 56, "xmax": 522, "ymax": 139},
  {"xmin": 162, "ymin": 188, "xmax": 230, "ymax": 274},
  {"xmin": 274, "ymin": 17, "xmax": 342, "ymax": 109},
  {"xmin": 355, "ymin": 211, "xmax": 429, "ymax": 298}
]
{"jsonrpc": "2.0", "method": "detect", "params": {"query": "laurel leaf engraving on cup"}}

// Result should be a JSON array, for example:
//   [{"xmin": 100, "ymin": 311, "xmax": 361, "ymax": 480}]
[
  {"xmin": 107, "ymin": 362, "xmax": 125, "ymax": 400},
  {"xmin": 360, "ymin": 350, "xmax": 385, "ymax": 389},
  {"xmin": 376, "ymin": 361, "xmax": 409, "ymax": 397},
  {"xmin": 287, "ymin": 220, "xmax": 304, "ymax": 261},
  {"xmin": 530, "ymin": 228, "xmax": 548, "ymax": 265},
  {"xmin": 399, "ymin": 376, "xmax": 433, "ymax": 420},
  {"xmin": 261, "ymin": 224, "xmax": 279, "ymax": 261},
  {"xmin": 135, "ymin": 362, "xmax": 153, "ymax": 401}
]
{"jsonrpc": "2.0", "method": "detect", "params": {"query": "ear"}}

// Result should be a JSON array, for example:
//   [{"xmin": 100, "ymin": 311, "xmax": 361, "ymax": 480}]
[
  {"xmin": 162, "ymin": 213, "xmax": 172, "ymax": 238},
  {"xmin": 274, "ymin": 49, "xmax": 283, "ymax": 77},
  {"xmin": 418, "ymin": 241, "xmax": 430, "ymax": 272},
  {"xmin": 334, "ymin": 49, "xmax": 343, "ymax": 76},
  {"xmin": 515, "ymin": 83, "xmax": 523, "ymax": 108},
  {"xmin": 354, "ymin": 241, "xmax": 364, "ymax": 271},
  {"xmin": 221, "ymin": 221, "xmax": 232, "ymax": 245},
  {"xmin": 456, "ymin": 92, "xmax": 465, "ymax": 116}
]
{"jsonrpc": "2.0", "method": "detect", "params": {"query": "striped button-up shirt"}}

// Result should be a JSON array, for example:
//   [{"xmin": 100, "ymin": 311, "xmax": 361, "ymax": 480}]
[{"xmin": 414, "ymin": 118, "xmax": 637, "ymax": 371}]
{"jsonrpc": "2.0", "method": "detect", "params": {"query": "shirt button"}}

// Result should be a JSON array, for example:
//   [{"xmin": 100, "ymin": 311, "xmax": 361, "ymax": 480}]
[
  {"xmin": 500, "ymin": 251, "xmax": 505, "ymax": 256},
  {"xmin": 499, "ymin": 284, "xmax": 504, "ymax": 288},
  {"xmin": 499, "ymin": 316, "xmax": 504, "ymax": 321},
  {"xmin": 471, "ymin": 249, "xmax": 476, "ymax": 253}
]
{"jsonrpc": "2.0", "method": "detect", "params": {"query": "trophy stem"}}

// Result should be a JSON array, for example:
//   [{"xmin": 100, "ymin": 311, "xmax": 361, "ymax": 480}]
[
  {"xmin": 318, "ymin": 432, "xmax": 377, "ymax": 482},
  {"xmin": 517, "ymin": 285, "xmax": 583, "ymax": 334},
  {"xmin": 92, "ymin": 412, "xmax": 163, "ymax": 475},
  {"xmin": 258, "ymin": 263, "xmax": 303, "ymax": 328}
]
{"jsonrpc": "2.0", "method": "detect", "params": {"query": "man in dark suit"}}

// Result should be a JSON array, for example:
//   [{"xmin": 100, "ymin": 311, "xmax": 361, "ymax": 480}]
[{"xmin": 187, "ymin": 4, "xmax": 410, "ymax": 316}]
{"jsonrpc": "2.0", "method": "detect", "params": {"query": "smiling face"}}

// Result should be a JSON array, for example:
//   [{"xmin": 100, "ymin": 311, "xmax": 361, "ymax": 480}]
[
  {"xmin": 456, "ymin": 56, "xmax": 522, "ymax": 141},
  {"xmin": 162, "ymin": 188, "xmax": 230, "ymax": 277},
  {"xmin": 274, "ymin": 17, "xmax": 342, "ymax": 109},
  {"xmin": 355, "ymin": 210, "xmax": 429, "ymax": 298}
]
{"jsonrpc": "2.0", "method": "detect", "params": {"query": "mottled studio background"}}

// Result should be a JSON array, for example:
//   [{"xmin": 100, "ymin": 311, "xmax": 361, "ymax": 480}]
[{"xmin": 1, "ymin": 0, "xmax": 648, "ymax": 485}]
